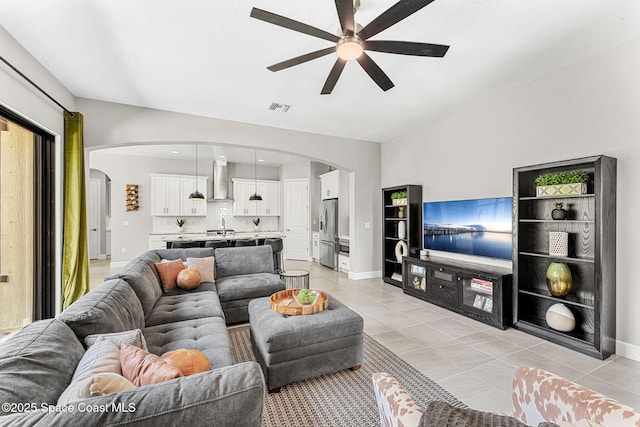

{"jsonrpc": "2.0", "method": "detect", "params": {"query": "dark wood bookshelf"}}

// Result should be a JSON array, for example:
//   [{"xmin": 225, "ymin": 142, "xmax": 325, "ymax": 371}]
[{"xmin": 513, "ymin": 155, "xmax": 616, "ymax": 359}]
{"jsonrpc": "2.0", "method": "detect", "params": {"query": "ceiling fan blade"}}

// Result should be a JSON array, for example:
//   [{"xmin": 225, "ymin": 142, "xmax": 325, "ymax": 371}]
[
  {"xmin": 357, "ymin": 0, "xmax": 436, "ymax": 41},
  {"xmin": 335, "ymin": 0, "xmax": 355, "ymax": 35},
  {"xmin": 250, "ymin": 7, "xmax": 340, "ymax": 43},
  {"xmin": 267, "ymin": 47, "xmax": 337, "ymax": 72},
  {"xmin": 356, "ymin": 53, "xmax": 394, "ymax": 91},
  {"xmin": 321, "ymin": 58, "xmax": 347, "ymax": 95},
  {"xmin": 364, "ymin": 40, "xmax": 449, "ymax": 57}
]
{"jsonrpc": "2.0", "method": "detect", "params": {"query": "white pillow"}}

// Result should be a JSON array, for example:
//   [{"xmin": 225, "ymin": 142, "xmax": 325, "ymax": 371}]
[
  {"xmin": 85, "ymin": 329, "xmax": 148, "ymax": 351},
  {"xmin": 58, "ymin": 340, "xmax": 122, "ymax": 405},
  {"xmin": 58, "ymin": 373, "xmax": 136, "ymax": 405},
  {"xmin": 187, "ymin": 256, "xmax": 215, "ymax": 283}
]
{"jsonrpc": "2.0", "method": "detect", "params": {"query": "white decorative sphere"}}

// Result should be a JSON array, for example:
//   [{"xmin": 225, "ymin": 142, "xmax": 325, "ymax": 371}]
[{"xmin": 545, "ymin": 303, "xmax": 575, "ymax": 332}]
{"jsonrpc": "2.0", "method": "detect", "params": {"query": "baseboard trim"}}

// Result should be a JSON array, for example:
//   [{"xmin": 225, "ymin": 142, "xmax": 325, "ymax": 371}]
[
  {"xmin": 348, "ymin": 270, "xmax": 382, "ymax": 280},
  {"xmin": 109, "ymin": 261, "xmax": 128, "ymax": 269},
  {"xmin": 616, "ymin": 339, "xmax": 640, "ymax": 362},
  {"xmin": 98, "ymin": 254, "xmax": 107, "ymax": 260}
]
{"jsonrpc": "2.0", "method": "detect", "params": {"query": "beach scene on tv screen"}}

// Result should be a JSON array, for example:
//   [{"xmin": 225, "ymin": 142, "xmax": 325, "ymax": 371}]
[{"xmin": 423, "ymin": 197, "xmax": 512, "ymax": 260}]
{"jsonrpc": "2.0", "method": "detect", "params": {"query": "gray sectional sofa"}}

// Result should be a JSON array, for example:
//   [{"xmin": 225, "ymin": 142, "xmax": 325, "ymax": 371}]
[{"xmin": 0, "ymin": 245, "xmax": 285, "ymax": 426}]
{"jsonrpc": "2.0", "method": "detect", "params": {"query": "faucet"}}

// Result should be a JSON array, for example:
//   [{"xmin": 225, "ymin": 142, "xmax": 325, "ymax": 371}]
[{"xmin": 222, "ymin": 217, "xmax": 226, "ymax": 236}]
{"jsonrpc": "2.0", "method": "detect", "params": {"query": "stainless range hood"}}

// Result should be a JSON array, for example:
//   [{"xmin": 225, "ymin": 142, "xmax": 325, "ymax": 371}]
[{"xmin": 211, "ymin": 159, "xmax": 232, "ymax": 200}]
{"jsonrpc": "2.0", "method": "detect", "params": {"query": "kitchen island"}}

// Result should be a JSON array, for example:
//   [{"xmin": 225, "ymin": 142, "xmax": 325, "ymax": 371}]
[{"xmin": 149, "ymin": 231, "xmax": 284, "ymax": 250}]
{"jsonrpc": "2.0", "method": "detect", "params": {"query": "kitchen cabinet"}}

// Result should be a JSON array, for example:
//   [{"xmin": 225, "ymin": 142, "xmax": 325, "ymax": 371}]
[
  {"xmin": 319, "ymin": 170, "xmax": 340, "ymax": 200},
  {"xmin": 232, "ymin": 179, "xmax": 280, "ymax": 217},
  {"xmin": 150, "ymin": 175, "xmax": 180, "ymax": 216},
  {"xmin": 257, "ymin": 180, "xmax": 280, "ymax": 216},
  {"xmin": 150, "ymin": 174, "xmax": 208, "ymax": 216},
  {"xmin": 319, "ymin": 170, "xmax": 349, "ymax": 236},
  {"xmin": 180, "ymin": 177, "xmax": 207, "ymax": 216}
]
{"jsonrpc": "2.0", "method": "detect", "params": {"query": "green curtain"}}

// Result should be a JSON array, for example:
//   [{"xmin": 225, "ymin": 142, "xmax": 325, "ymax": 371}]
[{"xmin": 62, "ymin": 111, "xmax": 89, "ymax": 309}]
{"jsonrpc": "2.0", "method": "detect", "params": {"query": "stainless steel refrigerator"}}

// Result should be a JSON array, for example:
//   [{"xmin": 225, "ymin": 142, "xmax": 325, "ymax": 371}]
[{"xmin": 319, "ymin": 198, "xmax": 339, "ymax": 270}]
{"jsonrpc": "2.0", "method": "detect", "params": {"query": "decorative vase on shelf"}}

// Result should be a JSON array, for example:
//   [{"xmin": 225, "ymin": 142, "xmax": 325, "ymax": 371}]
[
  {"xmin": 546, "ymin": 262, "xmax": 572, "ymax": 297},
  {"xmin": 549, "ymin": 231, "xmax": 569, "ymax": 257},
  {"xmin": 397, "ymin": 221, "xmax": 406, "ymax": 240},
  {"xmin": 397, "ymin": 206, "xmax": 405, "ymax": 218},
  {"xmin": 177, "ymin": 226, "xmax": 184, "ymax": 234},
  {"xmin": 545, "ymin": 303, "xmax": 576, "ymax": 332},
  {"xmin": 394, "ymin": 241, "xmax": 408, "ymax": 262},
  {"xmin": 551, "ymin": 203, "xmax": 567, "ymax": 220}
]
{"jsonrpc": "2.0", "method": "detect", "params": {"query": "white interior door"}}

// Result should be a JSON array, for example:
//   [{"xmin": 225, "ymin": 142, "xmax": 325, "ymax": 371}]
[
  {"xmin": 88, "ymin": 179, "xmax": 100, "ymax": 260},
  {"xmin": 284, "ymin": 179, "xmax": 309, "ymax": 260}
]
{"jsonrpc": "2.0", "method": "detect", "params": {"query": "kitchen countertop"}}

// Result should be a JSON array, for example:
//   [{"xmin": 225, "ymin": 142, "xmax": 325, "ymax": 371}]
[{"xmin": 150, "ymin": 231, "xmax": 284, "ymax": 241}]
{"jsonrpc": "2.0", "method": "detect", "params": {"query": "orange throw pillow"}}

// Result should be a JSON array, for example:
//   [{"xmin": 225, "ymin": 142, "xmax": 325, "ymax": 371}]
[
  {"xmin": 177, "ymin": 268, "xmax": 201, "ymax": 290},
  {"xmin": 161, "ymin": 349, "xmax": 211, "ymax": 376},
  {"xmin": 154, "ymin": 259, "xmax": 185, "ymax": 292},
  {"xmin": 120, "ymin": 343, "xmax": 183, "ymax": 386}
]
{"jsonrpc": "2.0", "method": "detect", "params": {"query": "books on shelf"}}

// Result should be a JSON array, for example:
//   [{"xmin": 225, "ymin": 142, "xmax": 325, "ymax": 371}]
[
  {"xmin": 473, "ymin": 294, "xmax": 494, "ymax": 312},
  {"xmin": 391, "ymin": 272, "xmax": 403, "ymax": 282},
  {"xmin": 471, "ymin": 278, "xmax": 493, "ymax": 294}
]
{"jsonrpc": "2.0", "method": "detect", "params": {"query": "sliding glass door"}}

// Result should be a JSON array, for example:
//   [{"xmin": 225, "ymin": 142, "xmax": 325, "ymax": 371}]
[{"xmin": 0, "ymin": 110, "xmax": 55, "ymax": 332}]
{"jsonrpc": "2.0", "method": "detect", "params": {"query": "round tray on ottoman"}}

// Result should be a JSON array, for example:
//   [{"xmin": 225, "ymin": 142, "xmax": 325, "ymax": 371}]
[{"xmin": 269, "ymin": 289, "xmax": 328, "ymax": 316}]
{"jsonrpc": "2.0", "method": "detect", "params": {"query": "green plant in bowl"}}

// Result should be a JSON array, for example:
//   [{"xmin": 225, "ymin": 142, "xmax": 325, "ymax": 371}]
[{"xmin": 294, "ymin": 289, "xmax": 318, "ymax": 305}]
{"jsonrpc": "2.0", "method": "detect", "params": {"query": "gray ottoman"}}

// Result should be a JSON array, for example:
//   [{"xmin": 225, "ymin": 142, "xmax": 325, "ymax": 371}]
[{"xmin": 248, "ymin": 295, "xmax": 364, "ymax": 392}]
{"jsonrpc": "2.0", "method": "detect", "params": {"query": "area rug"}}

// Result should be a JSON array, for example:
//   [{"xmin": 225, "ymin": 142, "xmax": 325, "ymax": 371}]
[{"xmin": 229, "ymin": 325, "xmax": 465, "ymax": 427}]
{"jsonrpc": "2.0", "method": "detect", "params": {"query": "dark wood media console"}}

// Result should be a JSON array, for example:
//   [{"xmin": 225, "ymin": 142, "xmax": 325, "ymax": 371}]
[{"xmin": 403, "ymin": 255, "xmax": 513, "ymax": 329}]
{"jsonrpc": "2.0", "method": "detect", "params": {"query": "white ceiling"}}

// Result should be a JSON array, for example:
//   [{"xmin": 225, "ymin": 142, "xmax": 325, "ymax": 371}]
[
  {"xmin": 96, "ymin": 143, "xmax": 305, "ymax": 168},
  {"xmin": 1, "ymin": 0, "xmax": 639, "ymax": 144}
]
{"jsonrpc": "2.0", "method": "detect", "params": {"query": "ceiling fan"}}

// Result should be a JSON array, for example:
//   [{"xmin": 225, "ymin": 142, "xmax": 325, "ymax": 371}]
[{"xmin": 250, "ymin": 0, "xmax": 449, "ymax": 94}]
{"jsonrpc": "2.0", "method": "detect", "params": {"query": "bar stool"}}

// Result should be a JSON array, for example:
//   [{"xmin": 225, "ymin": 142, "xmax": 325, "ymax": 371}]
[
  {"xmin": 234, "ymin": 239, "xmax": 257, "ymax": 247},
  {"xmin": 264, "ymin": 238, "xmax": 283, "ymax": 274},
  {"xmin": 170, "ymin": 240, "xmax": 201, "ymax": 249},
  {"xmin": 204, "ymin": 240, "xmax": 227, "ymax": 249}
]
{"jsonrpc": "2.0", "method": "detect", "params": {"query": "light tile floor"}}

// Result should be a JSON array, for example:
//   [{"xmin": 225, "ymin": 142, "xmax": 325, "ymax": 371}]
[{"xmin": 90, "ymin": 258, "xmax": 640, "ymax": 415}]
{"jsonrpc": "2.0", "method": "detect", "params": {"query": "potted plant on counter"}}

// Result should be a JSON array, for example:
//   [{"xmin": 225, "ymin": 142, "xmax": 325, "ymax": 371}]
[
  {"xmin": 176, "ymin": 218, "xmax": 185, "ymax": 233},
  {"xmin": 253, "ymin": 218, "xmax": 261, "ymax": 232},
  {"xmin": 535, "ymin": 170, "xmax": 589, "ymax": 197}
]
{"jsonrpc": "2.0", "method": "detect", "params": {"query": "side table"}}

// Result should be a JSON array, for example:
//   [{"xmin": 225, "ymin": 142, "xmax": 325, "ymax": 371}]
[{"xmin": 280, "ymin": 269, "xmax": 310, "ymax": 290}]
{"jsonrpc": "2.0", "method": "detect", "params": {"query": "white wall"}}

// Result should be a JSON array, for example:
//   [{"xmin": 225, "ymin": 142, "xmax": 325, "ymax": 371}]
[
  {"xmin": 382, "ymin": 37, "xmax": 640, "ymax": 359},
  {"xmin": 81, "ymin": 98, "xmax": 381, "ymax": 276},
  {"xmin": 0, "ymin": 26, "xmax": 75, "ymax": 313}
]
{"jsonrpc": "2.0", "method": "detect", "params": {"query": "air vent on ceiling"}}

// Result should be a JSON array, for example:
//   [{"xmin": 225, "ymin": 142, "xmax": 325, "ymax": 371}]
[{"xmin": 267, "ymin": 102, "xmax": 292, "ymax": 113}]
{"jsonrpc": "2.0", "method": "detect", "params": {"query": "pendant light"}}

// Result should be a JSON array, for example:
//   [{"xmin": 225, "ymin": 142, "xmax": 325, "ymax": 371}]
[
  {"xmin": 249, "ymin": 149, "xmax": 262, "ymax": 201},
  {"xmin": 189, "ymin": 144, "xmax": 205, "ymax": 200}
]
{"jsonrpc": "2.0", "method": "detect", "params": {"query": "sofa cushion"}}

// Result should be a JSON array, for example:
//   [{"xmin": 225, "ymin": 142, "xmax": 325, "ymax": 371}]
[
  {"xmin": 419, "ymin": 401, "xmax": 559, "ymax": 427},
  {"xmin": 145, "ymin": 291, "xmax": 225, "ymax": 327},
  {"xmin": 154, "ymin": 258, "xmax": 186, "ymax": 292},
  {"xmin": 58, "ymin": 279, "xmax": 145, "ymax": 341},
  {"xmin": 120, "ymin": 343, "xmax": 183, "ymax": 386},
  {"xmin": 153, "ymin": 247, "xmax": 215, "ymax": 262},
  {"xmin": 58, "ymin": 339, "xmax": 123, "ymax": 405},
  {"xmin": 144, "ymin": 316, "xmax": 233, "ymax": 370},
  {"xmin": 0, "ymin": 319, "xmax": 85, "ymax": 414},
  {"xmin": 85, "ymin": 328, "xmax": 148, "ymax": 351},
  {"xmin": 215, "ymin": 246, "xmax": 274, "ymax": 278},
  {"xmin": 105, "ymin": 251, "xmax": 163, "ymax": 317},
  {"xmin": 216, "ymin": 272, "xmax": 284, "ymax": 302}
]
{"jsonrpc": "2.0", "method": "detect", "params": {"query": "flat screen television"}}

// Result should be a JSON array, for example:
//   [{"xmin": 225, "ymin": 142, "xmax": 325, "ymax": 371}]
[{"xmin": 423, "ymin": 197, "xmax": 512, "ymax": 260}]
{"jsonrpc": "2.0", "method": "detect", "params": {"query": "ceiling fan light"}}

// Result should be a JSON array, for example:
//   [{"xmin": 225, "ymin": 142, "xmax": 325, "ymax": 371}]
[{"xmin": 336, "ymin": 36, "xmax": 364, "ymax": 60}]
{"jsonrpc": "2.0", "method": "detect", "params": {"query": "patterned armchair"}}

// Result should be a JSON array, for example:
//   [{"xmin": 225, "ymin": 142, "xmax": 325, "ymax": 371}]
[
  {"xmin": 513, "ymin": 366, "xmax": 640, "ymax": 426},
  {"xmin": 372, "ymin": 367, "xmax": 640, "ymax": 427}
]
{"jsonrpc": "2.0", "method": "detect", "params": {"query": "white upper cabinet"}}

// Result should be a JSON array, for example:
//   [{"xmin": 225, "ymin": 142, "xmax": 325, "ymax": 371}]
[
  {"xmin": 150, "ymin": 174, "xmax": 208, "ymax": 216},
  {"xmin": 180, "ymin": 177, "xmax": 208, "ymax": 216},
  {"xmin": 233, "ymin": 178, "xmax": 280, "ymax": 217},
  {"xmin": 319, "ymin": 170, "xmax": 340, "ymax": 200}
]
